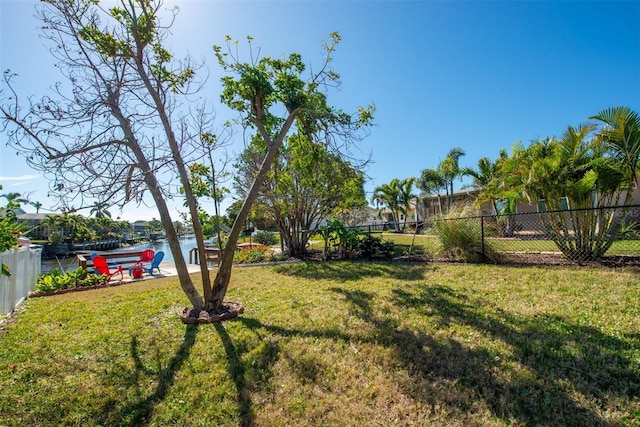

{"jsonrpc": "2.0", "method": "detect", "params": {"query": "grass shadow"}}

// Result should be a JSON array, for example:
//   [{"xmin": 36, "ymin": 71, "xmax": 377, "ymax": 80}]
[{"xmin": 98, "ymin": 324, "xmax": 199, "ymax": 426}]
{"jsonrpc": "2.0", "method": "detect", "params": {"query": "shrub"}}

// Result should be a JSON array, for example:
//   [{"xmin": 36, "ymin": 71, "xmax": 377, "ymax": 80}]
[
  {"xmin": 319, "ymin": 219, "xmax": 361, "ymax": 260},
  {"xmin": 36, "ymin": 267, "xmax": 107, "ymax": 293},
  {"xmin": 358, "ymin": 236, "xmax": 395, "ymax": 259},
  {"xmin": 253, "ymin": 230, "xmax": 277, "ymax": 246},
  {"xmin": 432, "ymin": 204, "xmax": 496, "ymax": 262},
  {"xmin": 233, "ymin": 247, "xmax": 268, "ymax": 264}
]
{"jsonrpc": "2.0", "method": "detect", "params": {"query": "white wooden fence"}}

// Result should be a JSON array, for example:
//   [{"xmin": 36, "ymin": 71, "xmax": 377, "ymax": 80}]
[{"xmin": 0, "ymin": 246, "xmax": 42, "ymax": 317}]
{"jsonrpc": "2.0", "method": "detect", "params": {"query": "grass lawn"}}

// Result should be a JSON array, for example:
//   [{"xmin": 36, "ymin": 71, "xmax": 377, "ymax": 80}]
[{"xmin": 1, "ymin": 262, "xmax": 639, "ymax": 426}]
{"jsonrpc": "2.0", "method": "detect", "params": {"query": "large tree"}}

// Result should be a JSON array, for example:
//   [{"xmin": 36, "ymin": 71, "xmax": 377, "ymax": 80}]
[
  {"xmin": 1, "ymin": 1, "xmax": 373, "ymax": 317},
  {"xmin": 234, "ymin": 132, "xmax": 367, "ymax": 256},
  {"xmin": 1, "ymin": 0, "xmax": 223, "ymax": 311}
]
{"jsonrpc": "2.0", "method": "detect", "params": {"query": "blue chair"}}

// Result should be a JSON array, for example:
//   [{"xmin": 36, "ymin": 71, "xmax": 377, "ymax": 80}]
[{"xmin": 146, "ymin": 251, "xmax": 164, "ymax": 275}]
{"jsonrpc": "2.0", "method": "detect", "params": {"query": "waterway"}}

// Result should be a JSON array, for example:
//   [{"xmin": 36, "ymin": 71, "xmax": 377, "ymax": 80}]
[{"xmin": 41, "ymin": 236, "xmax": 213, "ymax": 274}]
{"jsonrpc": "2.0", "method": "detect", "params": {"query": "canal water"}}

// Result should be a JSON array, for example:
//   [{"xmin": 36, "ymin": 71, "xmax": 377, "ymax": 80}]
[{"xmin": 41, "ymin": 236, "xmax": 210, "ymax": 274}]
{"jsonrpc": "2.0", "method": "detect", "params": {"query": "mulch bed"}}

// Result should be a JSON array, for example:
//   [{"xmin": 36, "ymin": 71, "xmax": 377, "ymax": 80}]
[{"xmin": 179, "ymin": 302, "xmax": 245, "ymax": 324}]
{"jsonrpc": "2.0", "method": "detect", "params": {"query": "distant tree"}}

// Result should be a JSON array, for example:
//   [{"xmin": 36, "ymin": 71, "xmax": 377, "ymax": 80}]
[
  {"xmin": 439, "ymin": 147, "xmax": 466, "ymax": 209},
  {"xmin": 417, "ymin": 168, "xmax": 447, "ymax": 216},
  {"xmin": 31, "ymin": 201, "xmax": 43, "ymax": 213},
  {"xmin": 90, "ymin": 201, "xmax": 112, "ymax": 219},
  {"xmin": 0, "ymin": 192, "xmax": 29, "ymax": 206},
  {"xmin": 146, "ymin": 218, "xmax": 163, "ymax": 233},
  {"xmin": 372, "ymin": 178, "xmax": 415, "ymax": 232},
  {"xmin": 461, "ymin": 153, "xmax": 508, "ymax": 215}
]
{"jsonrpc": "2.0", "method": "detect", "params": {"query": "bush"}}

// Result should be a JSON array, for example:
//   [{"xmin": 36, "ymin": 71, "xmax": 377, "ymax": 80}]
[
  {"xmin": 358, "ymin": 236, "xmax": 395, "ymax": 259},
  {"xmin": 36, "ymin": 267, "xmax": 107, "ymax": 293},
  {"xmin": 253, "ymin": 230, "xmax": 277, "ymax": 246},
  {"xmin": 234, "ymin": 247, "xmax": 269, "ymax": 264},
  {"xmin": 432, "ymin": 204, "xmax": 496, "ymax": 262}
]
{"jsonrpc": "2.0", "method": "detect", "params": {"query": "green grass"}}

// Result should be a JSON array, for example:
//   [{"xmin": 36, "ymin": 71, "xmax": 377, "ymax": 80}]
[{"xmin": 1, "ymin": 262, "xmax": 639, "ymax": 426}]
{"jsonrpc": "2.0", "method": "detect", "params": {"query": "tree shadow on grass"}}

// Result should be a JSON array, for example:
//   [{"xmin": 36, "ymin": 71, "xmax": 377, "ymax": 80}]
[
  {"xmin": 212, "ymin": 321, "xmax": 282, "ymax": 426},
  {"xmin": 236, "ymin": 284, "xmax": 638, "ymax": 426},
  {"xmin": 213, "ymin": 323, "xmax": 253, "ymax": 426},
  {"xmin": 98, "ymin": 324, "xmax": 198, "ymax": 426},
  {"xmin": 273, "ymin": 260, "xmax": 430, "ymax": 282},
  {"xmin": 388, "ymin": 284, "xmax": 640, "ymax": 426}
]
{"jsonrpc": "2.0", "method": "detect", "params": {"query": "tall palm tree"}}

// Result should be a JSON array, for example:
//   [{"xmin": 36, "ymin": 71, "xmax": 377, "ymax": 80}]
[
  {"xmin": 417, "ymin": 168, "xmax": 447, "ymax": 215},
  {"xmin": 398, "ymin": 177, "xmax": 417, "ymax": 230},
  {"xmin": 372, "ymin": 179, "xmax": 402, "ymax": 229},
  {"xmin": 438, "ymin": 147, "xmax": 466, "ymax": 209},
  {"xmin": 372, "ymin": 178, "xmax": 416, "ymax": 232}
]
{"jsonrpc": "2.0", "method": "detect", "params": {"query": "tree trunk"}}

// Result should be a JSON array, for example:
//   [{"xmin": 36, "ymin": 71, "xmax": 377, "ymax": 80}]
[
  {"xmin": 107, "ymin": 88, "xmax": 205, "ymax": 310},
  {"xmin": 207, "ymin": 109, "xmax": 301, "ymax": 310},
  {"xmin": 131, "ymin": 38, "xmax": 213, "ymax": 305}
]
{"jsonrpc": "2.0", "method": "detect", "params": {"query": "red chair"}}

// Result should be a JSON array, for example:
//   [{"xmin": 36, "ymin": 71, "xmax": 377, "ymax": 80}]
[
  {"xmin": 140, "ymin": 249, "xmax": 155, "ymax": 262},
  {"xmin": 93, "ymin": 255, "xmax": 123, "ymax": 281}
]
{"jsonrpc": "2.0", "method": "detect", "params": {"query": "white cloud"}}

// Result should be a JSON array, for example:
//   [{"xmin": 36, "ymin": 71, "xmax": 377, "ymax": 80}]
[{"xmin": 0, "ymin": 175, "xmax": 41, "ymax": 182}]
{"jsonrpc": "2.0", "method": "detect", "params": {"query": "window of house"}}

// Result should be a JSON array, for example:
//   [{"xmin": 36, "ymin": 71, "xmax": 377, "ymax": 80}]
[{"xmin": 538, "ymin": 197, "xmax": 569, "ymax": 213}]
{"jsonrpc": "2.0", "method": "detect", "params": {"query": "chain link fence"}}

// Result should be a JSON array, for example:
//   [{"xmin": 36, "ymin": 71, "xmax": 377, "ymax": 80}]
[{"xmin": 350, "ymin": 204, "xmax": 640, "ymax": 266}]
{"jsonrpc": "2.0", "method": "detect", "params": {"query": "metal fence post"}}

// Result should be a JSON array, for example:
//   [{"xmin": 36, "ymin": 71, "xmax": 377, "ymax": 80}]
[{"xmin": 481, "ymin": 215, "xmax": 486, "ymax": 261}]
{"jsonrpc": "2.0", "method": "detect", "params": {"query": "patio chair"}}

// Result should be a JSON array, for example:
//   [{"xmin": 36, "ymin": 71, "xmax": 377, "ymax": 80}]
[
  {"xmin": 140, "ymin": 249, "xmax": 155, "ymax": 262},
  {"xmin": 145, "ymin": 251, "xmax": 164, "ymax": 275},
  {"xmin": 92, "ymin": 255, "xmax": 123, "ymax": 281}
]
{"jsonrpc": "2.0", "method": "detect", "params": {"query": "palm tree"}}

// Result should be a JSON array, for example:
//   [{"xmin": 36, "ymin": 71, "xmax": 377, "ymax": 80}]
[
  {"xmin": 461, "ymin": 151, "xmax": 513, "ymax": 215},
  {"xmin": 590, "ymin": 106, "xmax": 640, "ymax": 201},
  {"xmin": 438, "ymin": 147, "xmax": 466, "ymax": 210},
  {"xmin": 90, "ymin": 201, "xmax": 112, "ymax": 218},
  {"xmin": 417, "ymin": 168, "xmax": 447, "ymax": 216},
  {"xmin": 0, "ymin": 192, "xmax": 29, "ymax": 206},
  {"xmin": 372, "ymin": 178, "xmax": 416, "ymax": 232},
  {"xmin": 397, "ymin": 177, "xmax": 417, "ymax": 230},
  {"xmin": 494, "ymin": 123, "xmax": 630, "ymax": 260},
  {"xmin": 30, "ymin": 201, "xmax": 43, "ymax": 213},
  {"xmin": 373, "ymin": 179, "xmax": 400, "ymax": 228}
]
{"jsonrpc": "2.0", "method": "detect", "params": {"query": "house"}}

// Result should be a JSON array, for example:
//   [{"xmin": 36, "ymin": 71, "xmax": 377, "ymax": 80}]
[
  {"xmin": 133, "ymin": 220, "xmax": 148, "ymax": 234},
  {"xmin": 16, "ymin": 212, "xmax": 53, "ymax": 239},
  {"xmin": 375, "ymin": 199, "xmax": 422, "ymax": 230}
]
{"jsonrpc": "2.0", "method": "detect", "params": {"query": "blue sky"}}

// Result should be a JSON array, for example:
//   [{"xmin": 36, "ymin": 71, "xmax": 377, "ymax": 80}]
[{"xmin": 1, "ymin": 0, "xmax": 639, "ymax": 222}]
